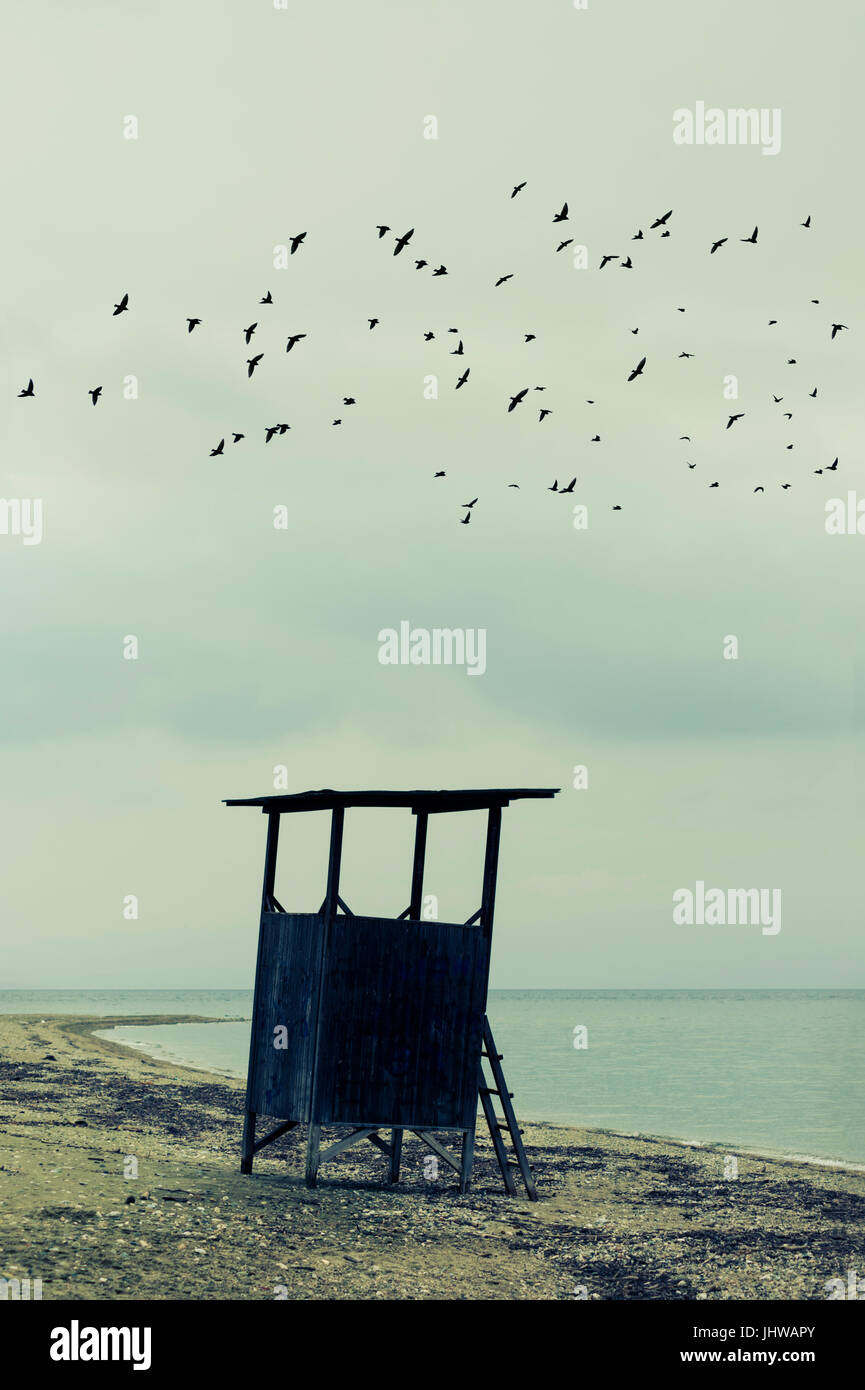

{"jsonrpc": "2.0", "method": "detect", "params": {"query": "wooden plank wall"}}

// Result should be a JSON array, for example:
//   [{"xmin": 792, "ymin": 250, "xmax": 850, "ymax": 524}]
[{"xmin": 249, "ymin": 912, "xmax": 322, "ymax": 1120}]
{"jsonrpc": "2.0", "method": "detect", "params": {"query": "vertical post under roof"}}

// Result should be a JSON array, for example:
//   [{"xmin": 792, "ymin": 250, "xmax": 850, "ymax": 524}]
[
  {"xmin": 306, "ymin": 806, "xmax": 345, "ymax": 1186},
  {"xmin": 409, "ymin": 811, "xmax": 428, "ymax": 919}
]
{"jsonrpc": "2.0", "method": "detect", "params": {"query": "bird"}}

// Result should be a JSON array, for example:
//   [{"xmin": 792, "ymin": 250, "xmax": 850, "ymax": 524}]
[
  {"xmin": 830, "ymin": 323, "xmax": 848, "ymax": 339},
  {"xmin": 210, "ymin": 439, "xmax": 225, "ymax": 456},
  {"xmin": 508, "ymin": 483, "xmax": 520, "ymax": 489},
  {"xmin": 186, "ymin": 318, "xmax": 201, "ymax": 333},
  {"xmin": 243, "ymin": 324, "xmax": 257, "ymax": 344},
  {"xmin": 548, "ymin": 480, "xmax": 558, "ymax": 491},
  {"xmin": 18, "ymin": 379, "xmax": 34, "ymax": 397},
  {"xmin": 423, "ymin": 331, "xmax": 434, "ymax": 341},
  {"xmin": 688, "ymin": 463, "xmax": 696, "ymax": 469},
  {"xmin": 556, "ymin": 239, "xmax": 573, "ymax": 252},
  {"xmin": 814, "ymin": 468, "xmax": 822, "ymax": 474},
  {"xmin": 631, "ymin": 328, "xmax": 639, "ymax": 335},
  {"xmin": 677, "ymin": 307, "xmax": 686, "ymax": 313},
  {"xmin": 827, "ymin": 458, "xmax": 838, "ymax": 470},
  {"xmin": 801, "ymin": 215, "xmax": 811, "ymax": 228},
  {"xmin": 332, "ymin": 419, "xmax": 341, "ymax": 426},
  {"xmin": 260, "ymin": 292, "xmax": 273, "ymax": 305},
  {"xmin": 726, "ymin": 413, "xmax": 745, "ymax": 428},
  {"xmin": 286, "ymin": 333, "xmax": 307, "ymax": 352},
  {"xmin": 524, "ymin": 333, "xmax": 536, "ymax": 343},
  {"xmin": 783, "ymin": 412, "xmax": 793, "ymax": 419},
  {"xmin": 786, "ymin": 444, "xmax": 794, "ymax": 450},
  {"xmin": 432, "ymin": 265, "xmax": 448, "ymax": 276},
  {"xmin": 781, "ymin": 483, "xmax": 791, "ymax": 489},
  {"xmin": 511, "ymin": 182, "xmax": 526, "ymax": 198},
  {"xmin": 621, "ymin": 256, "xmax": 633, "ymax": 269},
  {"xmin": 553, "ymin": 202, "xmax": 569, "ymax": 222},
  {"xmin": 450, "ymin": 340, "xmax": 464, "ymax": 355},
  {"xmin": 741, "ymin": 226, "xmax": 758, "ymax": 244},
  {"xmin": 88, "ymin": 387, "xmax": 102, "ymax": 405},
  {"xmin": 539, "ymin": 408, "xmax": 552, "ymax": 421},
  {"xmin": 754, "ymin": 486, "xmax": 764, "ymax": 493},
  {"xmin": 113, "ymin": 293, "xmax": 129, "ymax": 316},
  {"xmin": 289, "ymin": 232, "xmax": 306, "ymax": 254},
  {"xmin": 376, "ymin": 225, "xmax": 390, "ymax": 238},
  {"xmin": 560, "ymin": 478, "xmax": 576, "ymax": 493},
  {"xmin": 343, "ymin": 397, "xmax": 356, "ymax": 405},
  {"xmin": 591, "ymin": 434, "xmax": 601, "ymax": 442},
  {"xmin": 710, "ymin": 238, "xmax": 727, "ymax": 254},
  {"xmin": 710, "ymin": 481, "xmax": 719, "ymax": 488},
  {"xmin": 612, "ymin": 505, "xmax": 622, "ymax": 510},
  {"xmin": 434, "ymin": 471, "xmax": 445, "ymax": 477},
  {"xmin": 768, "ymin": 319, "xmax": 778, "ymax": 326},
  {"xmin": 277, "ymin": 424, "xmax": 290, "ymax": 435},
  {"xmin": 455, "ymin": 369, "xmax": 470, "ymax": 389},
  {"xmin": 414, "ymin": 260, "xmax": 428, "ymax": 270},
  {"xmin": 368, "ymin": 318, "xmax": 379, "ymax": 330},
  {"xmin": 787, "ymin": 359, "xmax": 797, "ymax": 365},
  {"xmin": 679, "ymin": 352, "xmax": 694, "ymax": 359},
  {"xmin": 394, "ymin": 228, "xmax": 414, "ymax": 256},
  {"xmin": 651, "ymin": 210, "xmax": 673, "ymax": 228},
  {"xmin": 232, "ymin": 433, "xmax": 244, "ymax": 443},
  {"xmin": 463, "ymin": 498, "xmax": 478, "ymax": 509},
  {"xmin": 247, "ymin": 354, "xmax": 263, "ymax": 377},
  {"xmin": 495, "ymin": 274, "xmax": 513, "ymax": 287},
  {"xmin": 633, "ymin": 230, "xmax": 643, "ymax": 240},
  {"xmin": 599, "ymin": 254, "xmax": 618, "ymax": 269},
  {"xmin": 809, "ymin": 388, "xmax": 818, "ymax": 397},
  {"xmin": 460, "ymin": 511, "xmax": 471, "ymax": 525},
  {"xmin": 773, "ymin": 396, "xmax": 783, "ymax": 403},
  {"xmin": 508, "ymin": 388, "xmax": 528, "ymax": 412},
  {"xmin": 680, "ymin": 436, "xmax": 691, "ymax": 441},
  {"xmin": 447, "ymin": 328, "xmax": 459, "ymax": 334},
  {"xmin": 265, "ymin": 426, "xmax": 279, "ymax": 443},
  {"xmin": 627, "ymin": 356, "xmax": 646, "ymax": 382}
]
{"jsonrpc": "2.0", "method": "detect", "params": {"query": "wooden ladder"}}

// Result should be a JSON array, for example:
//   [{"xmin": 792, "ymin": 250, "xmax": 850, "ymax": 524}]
[{"xmin": 477, "ymin": 1015, "xmax": 538, "ymax": 1200}]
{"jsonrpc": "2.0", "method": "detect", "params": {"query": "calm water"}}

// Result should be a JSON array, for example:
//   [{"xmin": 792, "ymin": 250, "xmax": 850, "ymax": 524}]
[{"xmin": 2, "ymin": 989, "xmax": 862, "ymax": 1166}]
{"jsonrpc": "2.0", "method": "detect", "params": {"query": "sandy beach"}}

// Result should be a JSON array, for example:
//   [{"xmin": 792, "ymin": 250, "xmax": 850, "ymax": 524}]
[{"xmin": 1, "ymin": 1013, "xmax": 863, "ymax": 1301}]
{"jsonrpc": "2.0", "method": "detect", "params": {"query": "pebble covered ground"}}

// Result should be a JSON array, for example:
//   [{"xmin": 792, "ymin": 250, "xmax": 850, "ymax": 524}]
[{"xmin": 1, "ymin": 1014, "xmax": 863, "ymax": 1301}]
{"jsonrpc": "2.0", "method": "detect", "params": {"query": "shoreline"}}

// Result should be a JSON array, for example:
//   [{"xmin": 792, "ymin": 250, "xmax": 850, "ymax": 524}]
[
  {"xmin": 93, "ymin": 1013, "xmax": 865, "ymax": 1177},
  {"xmin": 1, "ymin": 1012, "xmax": 863, "ymax": 1300}
]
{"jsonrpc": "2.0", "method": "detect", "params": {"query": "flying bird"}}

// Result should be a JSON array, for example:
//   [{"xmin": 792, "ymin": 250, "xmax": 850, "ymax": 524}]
[
  {"xmin": 286, "ymin": 333, "xmax": 307, "ymax": 352},
  {"xmin": 343, "ymin": 397, "xmax": 356, "ymax": 405},
  {"xmin": 651, "ymin": 210, "xmax": 673, "ymax": 228},
  {"xmin": 18, "ymin": 379, "xmax": 34, "ymax": 397},
  {"xmin": 186, "ymin": 318, "xmax": 201, "ymax": 333},
  {"xmin": 553, "ymin": 202, "xmax": 569, "ymax": 222},
  {"xmin": 88, "ymin": 387, "xmax": 102, "ymax": 405},
  {"xmin": 709, "ymin": 482, "xmax": 719, "ymax": 488},
  {"xmin": 726, "ymin": 413, "xmax": 745, "ymax": 428},
  {"xmin": 495, "ymin": 274, "xmax": 513, "ymax": 287},
  {"xmin": 599, "ymin": 254, "xmax": 618, "ymax": 269},
  {"xmin": 511, "ymin": 182, "xmax": 526, "ymax": 198},
  {"xmin": 368, "ymin": 318, "xmax": 379, "ymax": 329},
  {"xmin": 556, "ymin": 239, "xmax": 573, "ymax": 252},
  {"xmin": 394, "ymin": 228, "xmax": 414, "ymax": 256},
  {"xmin": 232, "ymin": 433, "xmax": 244, "ymax": 443},
  {"xmin": 508, "ymin": 388, "xmax": 528, "ymax": 412},
  {"xmin": 113, "ymin": 293, "xmax": 129, "ymax": 316},
  {"xmin": 423, "ymin": 331, "xmax": 434, "ymax": 341},
  {"xmin": 289, "ymin": 232, "xmax": 306, "ymax": 254},
  {"xmin": 243, "ymin": 324, "xmax": 257, "ymax": 344},
  {"xmin": 265, "ymin": 426, "xmax": 279, "ymax": 443},
  {"xmin": 260, "ymin": 292, "xmax": 273, "ymax": 305},
  {"xmin": 210, "ymin": 439, "xmax": 225, "ymax": 456},
  {"xmin": 710, "ymin": 238, "xmax": 727, "ymax": 254},
  {"xmin": 827, "ymin": 458, "xmax": 838, "ymax": 470},
  {"xmin": 627, "ymin": 356, "xmax": 646, "ymax": 382},
  {"xmin": 754, "ymin": 486, "xmax": 764, "ymax": 493},
  {"xmin": 376, "ymin": 225, "xmax": 390, "ymax": 238},
  {"xmin": 539, "ymin": 408, "xmax": 552, "ymax": 421},
  {"xmin": 830, "ymin": 323, "xmax": 848, "ymax": 339},
  {"xmin": 460, "ymin": 511, "xmax": 471, "ymax": 525},
  {"xmin": 524, "ymin": 333, "xmax": 536, "ymax": 343},
  {"xmin": 463, "ymin": 498, "xmax": 478, "ymax": 509},
  {"xmin": 801, "ymin": 215, "xmax": 811, "ymax": 228},
  {"xmin": 633, "ymin": 230, "xmax": 644, "ymax": 240},
  {"xmin": 679, "ymin": 352, "xmax": 694, "ymax": 359},
  {"xmin": 432, "ymin": 265, "xmax": 448, "ymax": 276},
  {"xmin": 621, "ymin": 257, "xmax": 633, "ymax": 269},
  {"xmin": 741, "ymin": 226, "xmax": 758, "ymax": 244},
  {"xmin": 548, "ymin": 480, "xmax": 558, "ymax": 492},
  {"xmin": 809, "ymin": 388, "xmax": 818, "ymax": 397},
  {"xmin": 560, "ymin": 478, "xmax": 576, "ymax": 493},
  {"xmin": 434, "ymin": 471, "xmax": 445, "ymax": 477},
  {"xmin": 455, "ymin": 369, "xmax": 470, "ymax": 389},
  {"xmin": 414, "ymin": 260, "xmax": 428, "ymax": 270},
  {"xmin": 247, "ymin": 354, "xmax": 263, "ymax": 377},
  {"xmin": 332, "ymin": 419, "xmax": 341, "ymax": 426},
  {"xmin": 450, "ymin": 340, "xmax": 464, "ymax": 355}
]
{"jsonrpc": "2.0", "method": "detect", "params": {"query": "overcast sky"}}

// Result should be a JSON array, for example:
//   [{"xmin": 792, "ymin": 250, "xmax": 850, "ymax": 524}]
[{"xmin": 2, "ymin": 0, "xmax": 862, "ymax": 988}]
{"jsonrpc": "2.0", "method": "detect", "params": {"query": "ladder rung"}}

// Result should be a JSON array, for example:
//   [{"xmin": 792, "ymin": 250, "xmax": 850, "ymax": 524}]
[
  {"xmin": 495, "ymin": 1123, "xmax": 524, "ymax": 1134},
  {"xmin": 481, "ymin": 1052, "xmax": 503, "ymax": 1060},
  {"xmin": 479, "ymin": 1087, "xmax": 514, "ymax": 1098}
]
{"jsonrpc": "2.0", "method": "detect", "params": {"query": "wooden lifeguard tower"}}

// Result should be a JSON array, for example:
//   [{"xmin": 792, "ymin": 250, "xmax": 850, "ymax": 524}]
[{"xmin": 224, "ymin": 788, "xmax": 558, "ymax": 1197}]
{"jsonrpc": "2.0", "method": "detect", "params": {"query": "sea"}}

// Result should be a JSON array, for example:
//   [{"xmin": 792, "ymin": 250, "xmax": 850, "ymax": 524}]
[{"xmin": 1, "ymin": 989, "xmax": 862, "ymax": 1168}]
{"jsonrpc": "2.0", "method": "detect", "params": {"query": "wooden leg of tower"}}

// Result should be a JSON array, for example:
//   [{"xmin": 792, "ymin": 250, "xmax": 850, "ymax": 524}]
[
  {"xmin": 389, "ymin": 1129, "xmax": 403, "ymax": 1182},
  {"xmin": 305, "ymin": 1123, "xmax": 321, "ymax": 1187},
  {"xmin": 240, "ymin": 1108, "xmax": 256, "ymax": 1175},
  {"xmin": 459, "ymin": 1128, "xmax": 475, "ymax": 1194}
]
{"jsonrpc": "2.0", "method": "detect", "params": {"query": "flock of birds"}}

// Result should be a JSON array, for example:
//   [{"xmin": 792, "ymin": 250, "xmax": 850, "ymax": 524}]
[{"xmin": 15, "ymin": 189, "xmax": 852, "ymax": 524}]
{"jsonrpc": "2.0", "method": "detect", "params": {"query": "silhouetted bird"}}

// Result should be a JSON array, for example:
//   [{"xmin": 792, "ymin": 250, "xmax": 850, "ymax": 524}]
[
  {"xmin": 741, "ymin": 226, "xmax": 758, "ymax": 243},
  {"xmin": 463, "ymin": 498, "xmax": 478, "ymax": 508},
  {"xmin": 343, "ymin": 397, "xmax": 356, "ymax": 405},
  {"xmin": 277, "ymin": 424, "xmax": 290, "ymax": 435},
  {"xmin": 781, "ymin": 483, "xmax": 791, "ymax": 489},
  {"xmin": 113, "ymin": 293, "xmax": 129, "ymax": 315},
  {"xmin": 783, "ymin": 412, "xmax": 793, "ymax": 419},
  {"xmin": 773, "ymin": 396, "xmax": 783, "ymax": 403},
  {"xmin": 265, "ymin": 426, "xmax": 279, "ymax": 443},
  {"xmin": 286, "ymin": 333, "xmax": 307, "ymax": 352},
  {"xmin": 801, "ymin": 215, "xmax": 811, "ymax": 228},
  {"xmin": 591, "ymin": 435, "xmax": 601, "ymax": 442},
  {"xmin": 709, "ymin": 481, "xmax": 719, "ymax": 488},
  {"xmin": 830, "ymin": 323, "xmax": 848, "ymax": 339},
  {"xmin": 827, "ymin": 458, "xmax": 838, "ymax": 470},
  {"xmin": 368, "ymin": 319, "xmax": 379, "ymax": 329},
  {"xmin": 376, "ymin": 225, "xmax": 390, "ymax": 238},
  {"xmin": 460, "ymin": 511, "xmax": 471, "ymax": 524},
  {"xmin": 508, "ymin": 388, "xmax": 528, "ymax": 412},
  {"xmin": 18, "ymin": 379, "xmax": 34, "ymax": 397},
  {"xmin": 247, "ymin": 354, "xmax": 263, "ymax": 377},
  {"xmin": 612, "ymin": 505, "xmax": 622, "ymax": 510},
  {"xmin": 809, "ymin": 388, "xmax": 817, "ymax": 397},
  {"xmin": 244, "ymin": 324, "xmax": 257, "ymax": 344},
  {"xmin": 710, "ymin": 238, "xmax": 727, "ymax": 253},
  {"xmin": 627, "ymin": 356, "xmax": 646, "ymax": 382},
  {"xmin": 600, "ymin": 254, "xmax": 618, "ymax": 269},
  {"xmin": 633, "ymin": 230, "xmax": 643, "ymax": 240},
  {"xmin": 424, "ymin": 331, "xmax": 434, "ymax": 341},
  {"xmin": 432, "ymin": 265, "xmax": 448, "ymax": 276},
  {"xmin": 434, "ymin": 471, "xmax": 445, "ymax": 477},
  {"xmin": 651, "ymin": 210, "xmax": 673, "ymax": 228},
  {"xmin": 455, "ymin": 369, "xmax": 470, "ymax": 389},
  {"xmin": 524, "ymin": 333, "xmax": 536, "ymax": 343},
  {"xmin": 289, "ymin": 232, "xmax": 306, "ymax": 254},
  {"xmin": 556, "ymin": 239, "xmax": 573, "ymax": 252},
  {"xmin": 260, "ymin": 292, "xmax": 273, "ymax": 304},
  {"xmin": 415, "ymin": 260, "xmax": 428, "ymax": 270},
  {"xmin": 495, "ymin": 274, "xmax": 513, "ymax": 287},
  {"xmin": 560, "ymin": 478, "xmax": 576, "ymax": 493},
  {"xmin": 187, "ymin": 318, "xmax": 201, "ymax": 333},
  {"xmin": 621, "ymin": 257, "xmax": 633, "ymax": 269},
  {"xmin": 232, "ymin": 433, "xmax": 244, "ymax": 443},
  {"xmin": 679, "ymin": 352, "xmax": 694, "ymax": 359},
  {"xmin": 88, "ymin": 387, "xmax": 102, "ymax": 405},
  {"xmin": 451, "ymin": 340, "xmax": 464, "ymax": 355},
  {"xmin": 511, "ymin": 182, "xmax": 526, "ymax": 198},
  {"xmin": 548, "ymin": 480, "xmax": 558, "ymax": 491},
  {"xmin": 394, "ymin": 228, "xmax": 414, "ymax": 256},
  {"xmin": 332, "ymin": 419, "xmax": 341, "ymax": 426},
  {"xmin": 553, "ymin": 202, "xmax": 569, "ymax": 222},
  {"xmin": 210, "ymin": 439, "xmax": 224, "ymax": 456},
  {"xmin": 754, "ymin": 486, "xmax": 764, "ymax": 493},
  {"xmin": 726, "ymin": 413, "xmax": 744, "ymax": 428},
  {"xmin": 539, "ymin": 409, "xmax": 552, "ymax": 421}
]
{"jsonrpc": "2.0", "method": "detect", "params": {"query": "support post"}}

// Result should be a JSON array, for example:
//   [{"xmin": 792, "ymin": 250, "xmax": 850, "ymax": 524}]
[
  {"xmin": 306, "ymin": 808, "xmax": 345, "ymax": 1186},
  {"xmin": 480, "ymin": 806, "xmax": 502, "ymax": 942},
  {"xmin": 389, "ymin": 1129, "xmax": 403, "ymax": 1182},
  {"xmin": 305, "ymin": 1124, "xmax": 321, "ymax": 1187},
  {"xmin": 459, "ymin": 1129, "xmax": 475, "ymax": 1195},
  {"xmin": 409, "ymin": 811, "xmax": 428, "ymax": 919},
  {"xmin": 241, "ymin": 810, "xmax": 281, "ymax": 1174}
]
